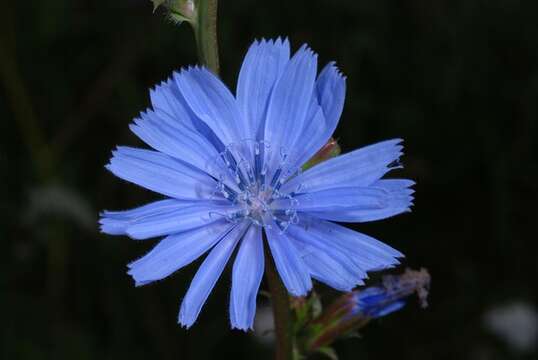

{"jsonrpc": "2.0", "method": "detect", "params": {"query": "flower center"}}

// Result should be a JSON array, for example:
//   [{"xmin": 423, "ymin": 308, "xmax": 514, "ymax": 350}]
[
  {"xmin": 238, "ymin": 185, "xmax": 273, "ymax": 225},
  {"xmin": 211, "ymin": 140, "xmax": 301, "ymax": 231}
]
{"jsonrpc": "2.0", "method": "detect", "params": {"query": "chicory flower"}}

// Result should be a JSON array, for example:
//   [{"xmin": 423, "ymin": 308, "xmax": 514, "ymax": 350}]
[{"xmin": 100, "ymin": 38, "xmax": 414, "ymax": 330}]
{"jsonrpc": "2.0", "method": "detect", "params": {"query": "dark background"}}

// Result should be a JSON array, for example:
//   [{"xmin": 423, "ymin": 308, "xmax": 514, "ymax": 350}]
[{"xmin": 1, "ymin": 1, "xmax": 537, "ymax": 359}]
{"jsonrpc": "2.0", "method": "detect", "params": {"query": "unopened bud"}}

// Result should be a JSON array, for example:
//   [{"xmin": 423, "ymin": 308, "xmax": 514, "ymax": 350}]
[
  {"xmin": 302, "ymin": 138, "xmax": 341, "ymax": 170},
  {"xmin": 307, "ymin": 268, "xmax": 431, "ymax": 351},
  {"xmin": 151, "ymin": 0, "xmax": 196, "ymax": 24}
]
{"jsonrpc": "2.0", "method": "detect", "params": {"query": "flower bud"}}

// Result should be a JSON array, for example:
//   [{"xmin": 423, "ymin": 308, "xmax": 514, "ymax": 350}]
[
  {"xmin": 307, "ymin": 268, "xmax": 430, "ymax": 352},
  {"xmin": 351, "ymin": 267, "xmax": 430, "ymax": 318},
  {"xmin": 302, "ymin": 138, "xmax": 341, "ymax": 170},
  {"xmin": 151, "ymin": 0, "xmax": 196, "ymax": 24}
]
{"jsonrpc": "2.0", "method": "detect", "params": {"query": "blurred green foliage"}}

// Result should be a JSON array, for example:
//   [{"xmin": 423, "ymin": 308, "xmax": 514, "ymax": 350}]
[{"xmin": 1, "ymin": 1, "xmax": 537, "ymax": 359}]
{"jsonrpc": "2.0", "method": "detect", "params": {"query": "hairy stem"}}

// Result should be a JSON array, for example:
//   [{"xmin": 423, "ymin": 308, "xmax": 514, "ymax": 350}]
[
  {"xmin": 264, "ymin": 238, "xmax": 293, "ymax": 360},
  {"xmin": 193, "ymin": 0, "xmax": 219, "ymax": 74}
]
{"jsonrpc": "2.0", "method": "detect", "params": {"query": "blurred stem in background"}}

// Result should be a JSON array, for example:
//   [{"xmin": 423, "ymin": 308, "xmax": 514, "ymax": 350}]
[
  {"xmin": 0, "ymin": 4, "xmax": 71, "ymax": 352},
  {"xmin": 0, "ymin": 4, "xmax": 55, "ymax": 181}
]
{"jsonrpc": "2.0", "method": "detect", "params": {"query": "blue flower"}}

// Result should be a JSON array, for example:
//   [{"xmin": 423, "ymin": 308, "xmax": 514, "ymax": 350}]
[
  {"xmin": 352, "ymin": 287, "xmax": 407, "ymax": 318},
  {"xmin": 306, "ymin": 268, "xmax": 429, "ymax": 351},
  {"xmin": 100, "ymin": 38, "xmax": 414, "ymax": 330},
  {"xmin": 351, "ymin": 268, "xmax": 430, "ymax": 318}
]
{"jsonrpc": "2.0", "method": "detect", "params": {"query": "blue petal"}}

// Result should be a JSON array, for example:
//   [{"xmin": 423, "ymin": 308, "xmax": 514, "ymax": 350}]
[
  {"xmin": 179, "ymin": 222, "xmax": 249, "ymax": 328},
  {"xmin": 130, "ymin": 109, "xmax": 233, "ymax": 184},
  {"xmin": 353, "ymin": 287, "xmax": 406, "ymax": 317},
  {"xmin": 175, "ymin": 67, "xmax": 244, "ymax": 147},
  {"xmin": 310, "ymin": 180, "xmax": 414, "ymax": 222},
  {"xmin": 372, "ymin": 179, "xmax": 416, "ymax": 194},
  {"xmin": 298, "ymin": 217, "xmax": 403, "ymax": 271},
  {"xmin": 288, "ymin": 225, "xmax": 365, "ymax": 291},
  {"xmin": 281, "ymin": 139, "xmax": 403, "ymax": 194},
  {"xmin": 315, "ymin": 62, "xmax": 346, "ymax": 134},
  {"xmin": 263, "ymin": 45, "xmax": 318, "ymax": 178},
  {"xmin": 124, "ymin": 202, "xmax": 239, "ymax": 240},
  {"xmin": 285, "ymin": 62, "xmax": 346, "ymax": 171},
  {"xmin": 106, "ymin": 146, "xmax": 217, "ymax": 200},
  {"xmin": 150, "ymin": 76, "xmax": 227, "ymax": 153},
  {"xmin": 265, "ymin": 219, "xmax": 312, "ymax": 296},
  {"xmin": 149, "ymin": 77, "xmax": 191, "ymax": 122},
  {"xmin": 274, "ymin": 187, "xmax": 390, "ymax": 212},
  {"xmin": 230, "ymin": 225, "xmax": 264, "ymax": 330},
  {"xmin": 283, "ymin": 103, "xmax": 327, "ymax": 173},
  {"xmin": 356, "ymin": 286, "xmax": 387, "ymax": 303},
  {"xmin": 294, "ymin": 242, "xmax": 358, "ymax": 291},
  {"xmin": 236, "ymin": 38, "xmax": 290, "ymax": 141},
  {"xmin": 127, "ymin": 220, "xmax": 236, "ymax": 286},
  {"xmin": 372, "ymin": 301, "xmax": 406, "ymax": 318},
  {"xmin": 100, "ymin": 199, "xmax": 198, "ymax": 236}
]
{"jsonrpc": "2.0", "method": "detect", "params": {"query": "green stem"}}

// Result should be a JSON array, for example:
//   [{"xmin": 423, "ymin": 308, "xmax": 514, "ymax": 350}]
[
  {"xmin": 193, "ymin": 0, "xmax": 219, "ymax": 75},
  {"xmin": 264, "ymin": 238, "xmax": 293, "ymax": 360}
]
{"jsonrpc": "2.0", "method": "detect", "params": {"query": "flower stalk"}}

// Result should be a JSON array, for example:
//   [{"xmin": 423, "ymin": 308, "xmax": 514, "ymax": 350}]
[
  {"xmin": 264, "ymin": 238, "xmax": 293, "ymax": 360},
  {"xmin": 191, "ymin": 0, "xmax": 219, "ymax": 75},
  {"xmin": 151, "ymin": 0, "xmax": 220, "ymax": 75}
]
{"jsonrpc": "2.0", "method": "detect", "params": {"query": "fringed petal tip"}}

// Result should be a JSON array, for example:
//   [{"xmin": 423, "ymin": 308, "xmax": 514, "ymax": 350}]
[
  {"xmin": 99, "ymin": 210, "xmax": 129, "ymax": 235},
  {"xmin": 172, "ymin": 64, "xmax": 222, "ymax": 83},
  {"xmin": 159, "ymin": 38, "xmax": 291, "ymax": 92},
  {"xmin": 126, "ymin": 261, "xmax": 158, "ymax": 287},
  {"xmin": 178, "ymin": 299, "xmax": 204, "ymax": 330},
  {"xmin": 231, "ymin": 324, "xmax": 254, "ymax": 332},
  {"xmin": 321, "ymin": 60, "xmax": 347, "ymax": 81},
  {"xmin": 251, "ymin": 36, "xmax": 290, "ymax": 48},
  {"xmin": 178, "ymin": 316, "xmax": 194, "ymax": 330},
  {"xmin": 98, "ymin": 221, "xmax": 122, "ymax": 236}
]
